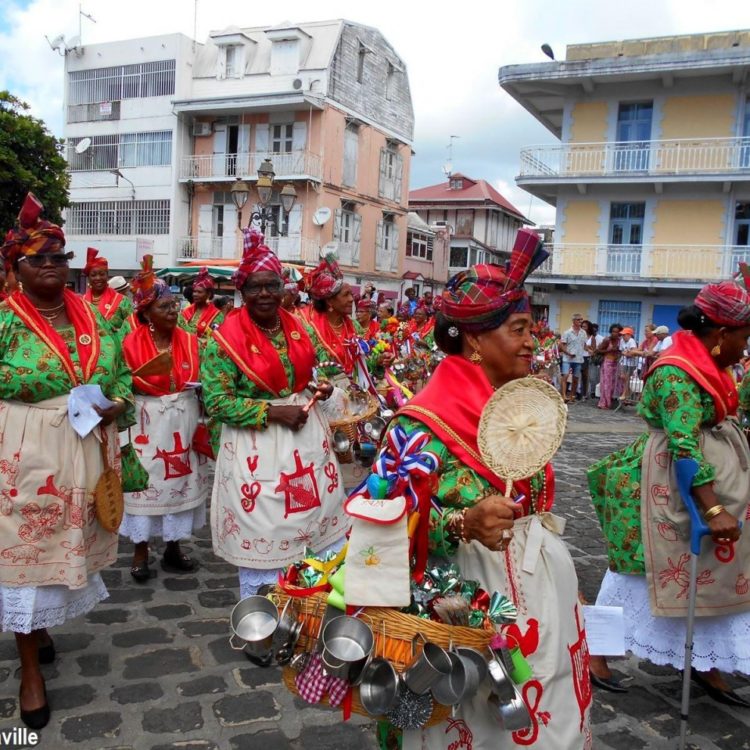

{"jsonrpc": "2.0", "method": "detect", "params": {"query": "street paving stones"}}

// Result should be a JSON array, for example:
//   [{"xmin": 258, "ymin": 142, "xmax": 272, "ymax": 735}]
[{"xmin": 0, "ymin": 399, "xmax": 748, "ymax": 748}]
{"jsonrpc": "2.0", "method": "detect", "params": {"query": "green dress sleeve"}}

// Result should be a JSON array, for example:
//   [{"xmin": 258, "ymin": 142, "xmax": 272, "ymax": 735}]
[
  {"xmin": 638, "ymin": 365, "xmax": 716, "ymax": 486},
  {"xmin": 739, "ymin": 370, "xmax": 750, "ymax": 416},
  {"xmin": 200, "ymin": 337, "xmax": 269, "ymax": 431}
]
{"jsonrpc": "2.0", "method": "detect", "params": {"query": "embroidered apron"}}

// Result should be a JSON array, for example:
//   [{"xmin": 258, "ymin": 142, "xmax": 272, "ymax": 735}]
[
  {"xmin": 641, "ymin": 419, "xmax": 750, "ymax": 617},
  {"xmin": 211, "ymin": 392, "xmax": 348, "ymax": 569},
  {"xmin": 404, "ymin": 513, "xmax": 592, "ymax": 750},
  {"xmin": 0, "ymin": 396, "xmax": 119, "ymax": 589},
  {"xmin": 126, "ymin": 390, "xmax": 212, "ymax": 516}
]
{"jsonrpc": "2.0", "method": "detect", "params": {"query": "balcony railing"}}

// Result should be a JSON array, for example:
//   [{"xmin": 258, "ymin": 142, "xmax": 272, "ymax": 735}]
[
  {"xmin": 179, "ymin": 150, "xmax": 322, "ymax": 182},
  {"xmin": 530, "ymin": 244, "xmax": 750, "ymax": 282},
  {"xmin": 519, "ymin": 137, "xmax": 750, "ymax": 179},
  {"xmin": 177, "ymin": 234, "xmax": 320, "ymax": 264}
]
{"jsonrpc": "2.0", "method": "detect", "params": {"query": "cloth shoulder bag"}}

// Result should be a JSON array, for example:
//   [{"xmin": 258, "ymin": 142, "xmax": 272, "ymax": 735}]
[{"xmin": 121, "ymin": 442, "xmax": 149, "ymax": 493}]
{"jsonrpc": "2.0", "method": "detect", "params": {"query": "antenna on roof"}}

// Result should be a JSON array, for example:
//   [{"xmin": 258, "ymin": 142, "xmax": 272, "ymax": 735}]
[
  {"xmin": 442, "ymin": 135, "xmax": 459, "ymax": 181},
  {"xmin": 78, "ymin": 2, "xmax": 96, "ymax": 50}
]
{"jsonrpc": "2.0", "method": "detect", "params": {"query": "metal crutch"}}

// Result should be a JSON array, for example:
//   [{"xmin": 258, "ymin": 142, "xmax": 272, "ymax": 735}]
[{"xmin": 674, "ymin": 458, "xmax": 710, "ymax": 750}]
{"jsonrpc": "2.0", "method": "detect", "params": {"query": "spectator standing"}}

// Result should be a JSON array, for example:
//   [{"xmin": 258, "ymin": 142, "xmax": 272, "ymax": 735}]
[
  {"xmin": 559, "ymin": 313, "xmax": 587, "ymax": 402},
  {"xmin": 585, "ymin": 323, "xmax": 604, "ymax": 398},
  {"xmin": 640, "ymin": 323, "xmax": 658, "ymax": 374},
  {"xmin": 597, "ymin": 324, "xmax": 623, "ymax": 409},
  {"xmin": 403, "ymin": 287, "xmax": 418, "ymax": 315},
  {"xmin": 581, "ymin": 320, "xmax": 593, "ymax": 399},
  {"xmin": 618, "ymin": 327, "xmax": 639, "ymax": 403},
  {"xmin": 653, "ymin": 325, "xmax": 673, "ymax": 353}
]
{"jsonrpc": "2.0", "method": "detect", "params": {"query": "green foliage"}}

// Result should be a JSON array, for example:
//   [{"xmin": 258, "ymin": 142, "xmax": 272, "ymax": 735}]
[{"xmin": 0, "ymin": 91, "xmax": 70, "ymax": 233}]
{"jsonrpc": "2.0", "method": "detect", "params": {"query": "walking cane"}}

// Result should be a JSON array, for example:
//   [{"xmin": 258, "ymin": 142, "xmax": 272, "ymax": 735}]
[{"xmin": 675, "ymin": 458, "xmax": 710, "ymax": 750}]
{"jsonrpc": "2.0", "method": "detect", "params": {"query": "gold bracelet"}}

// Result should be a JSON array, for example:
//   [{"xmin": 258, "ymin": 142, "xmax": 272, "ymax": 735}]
[
  {"xmin": 111, "ymin": 397, "xmax": 125, "ymax": 406},
  {"xmin": 703, "ymin": 504, "xmax": 725, "ymax": 521}
]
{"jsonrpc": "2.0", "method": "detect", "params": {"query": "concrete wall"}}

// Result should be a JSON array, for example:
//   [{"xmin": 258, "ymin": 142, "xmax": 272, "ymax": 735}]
[
  {"xmin": 569, "ymin": 102, "xmax": 609, "ymax": 143},
  {"xmin": 659, "ymin": 94, "xmax": 737, "ymax": 139}
]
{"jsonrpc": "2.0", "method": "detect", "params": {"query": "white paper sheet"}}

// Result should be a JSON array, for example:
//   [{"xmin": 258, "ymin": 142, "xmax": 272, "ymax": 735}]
[
  {"xmin": 68, "ymin": 384, "xmax": 116, "ymax": 438},
  {"xmin": 582, "ymin": 605, "xmax": 626, "ymax": 656}
]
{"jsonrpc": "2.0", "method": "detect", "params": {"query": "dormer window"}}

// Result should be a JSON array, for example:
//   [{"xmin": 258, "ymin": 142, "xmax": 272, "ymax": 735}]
[
  {"xmin": 225, "ymin": 46, "xmax": 240, "ymax": 78},
  {"xmin": 211, "ymin": 29, "xmax": 253, "ymax": 80},
  {"xmin": 450, "ymin": 178, "xmax": 463, "ymax": 190},
  {"xmin": 271, "ymin": 39, "xmax": 299, "ymax": 75}
]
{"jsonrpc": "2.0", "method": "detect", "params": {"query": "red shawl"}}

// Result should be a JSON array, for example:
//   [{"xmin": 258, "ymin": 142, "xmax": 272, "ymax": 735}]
[
  {"xmin": 399, "ymin": 355, "xmax": 554, "ymax": 514},
  {"xmin": 122, "ymin": 325, "xmax": 199, "ymax": 397},
  {"xmin": 213, "ymin": 308, "xmax": 316, "ymax": 396},
  {"xmin": 182, "ymin": 304, "xmax": 221, "ymax": 337},
  {"xmin": 7, "ymin": 289, "xmax": 101, "ymax": 385},
  {"xmin": 414, "ymin": 319, "xmax": 435, "ymax": 340},
  {"xmin": 647, "ymin": 329, "xmax": 738, "ymax": 422},
  {"xmin": 364, "ymin": 320, "xmax": 380, "ymax": 340},
  {"xmin": 307, "ymin": 309, "xmax": 357, "ymax": 375},
  {"xmin": 84, "ymin": 286, "xmax": 126, "ymax": 322}
]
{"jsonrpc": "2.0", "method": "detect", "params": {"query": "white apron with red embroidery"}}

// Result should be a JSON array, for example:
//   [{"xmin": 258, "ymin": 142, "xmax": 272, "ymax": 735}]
[
  {"xmin": 211, "ymin": 391, "xmax": 348, "ymax": 569},
  {"xmin": 125, "ymin": 390, "xmax": 212, "ymax": 516},
  {"xmin": 0, "ymin": 397, "xmax": 119, "ymax": 589},
  {"xmin": 403, "ymin": 512, "xmax": 592, "ymax": 750}
]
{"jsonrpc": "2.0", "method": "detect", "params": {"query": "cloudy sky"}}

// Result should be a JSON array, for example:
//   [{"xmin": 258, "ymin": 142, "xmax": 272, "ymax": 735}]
[{"xmin": 3, "ymin": 0, "xmax": 750, "ymax": 226}]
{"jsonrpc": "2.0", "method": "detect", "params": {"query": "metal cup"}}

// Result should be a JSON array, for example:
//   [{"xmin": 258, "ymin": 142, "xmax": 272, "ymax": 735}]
[
  {"xmin": 319, "ymin": 615, "xmax": 374, "ymax": 683},
  {"xmin": 229, "ymin": 595, "xmax": 279, "ymax": 660},
  {"xmin": 358, "ymin": 658, "xmax": 401, "ymax": 716},
  {"xmin": 488, "ymin": 689, "xmax": 533, "ymax": 731},
  {"xmin": 431, "ymin": 651, "xmax": 467, "ymax": 706},
  {"xmin": 403, "ymin": 641, "xmax": 452, "ymax": 695},
  {"xmin": 332, "ymin": 430, "xmax": 351, "ymax": 454},
  {"xmin": 455, "ymin": 647, "xmax": 488, "ymax": 701}
]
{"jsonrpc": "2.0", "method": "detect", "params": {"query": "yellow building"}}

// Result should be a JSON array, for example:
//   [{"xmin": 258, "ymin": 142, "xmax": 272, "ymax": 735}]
[{"xmin": 500, "ymin": 30, "xmax": 750, "ymax": 334}]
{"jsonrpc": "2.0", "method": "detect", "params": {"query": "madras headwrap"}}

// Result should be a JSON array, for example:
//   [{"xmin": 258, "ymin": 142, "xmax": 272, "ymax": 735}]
[
  {"xmin": 233, "ymin": 228, "xmax": 282, "ymax": 290},
  {"xmin": 441, "ymin": 227, "xmax": 548, "ymax": 332},
  {"xmin": 192, "ymin": 266, "xmax": 215, "ymax": 291},
  {"xmin": 356, "ymin": 297, "xmax": 376, "ymax": 313},
  {"xmin": 1, "ymin": 193, "xmax": 66, "ymax": 271},
  {"xmin": 306, "ymin": 253, "xmax": 343, "ymax": 300},
  {"xmin": 695, "ymin": 279, "xmax": 750, "ymax": 328},
  {"xmin": 131, "ymin": 254, "xmax": 169, "ymax": 312},
  {"xmin": 83, "ymin": 247, "xmax": 108, "ymax": 276}
]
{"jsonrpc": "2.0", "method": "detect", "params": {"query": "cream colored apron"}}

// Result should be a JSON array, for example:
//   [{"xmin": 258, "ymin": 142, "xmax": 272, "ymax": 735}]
[
  {"xmin": 0, "ymin": 396, "xmax": 118, "ymax": 589},
  {"xmin": 641, "ymin": 419, "xmax": 750, "ymax": 617},
  {"xmin": 125, "ymin": 390, "xmax": 211, "ymax": 516},
  {"xmin": 404, "ymin": 513, "xmax": 592, "ymax": 750},
  {"xmin": 211, "ymin": 392, "xmax": 348, "ymax": 569}
]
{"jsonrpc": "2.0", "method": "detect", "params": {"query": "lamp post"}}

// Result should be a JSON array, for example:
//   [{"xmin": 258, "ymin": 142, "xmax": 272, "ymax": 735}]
[
  {"xmin": 230, "ymin": 158, "xmax": 297, "ymax": 235},
  {"xmin": 110, "ymin": 168, "xmax": 136, "ymax": 234}
]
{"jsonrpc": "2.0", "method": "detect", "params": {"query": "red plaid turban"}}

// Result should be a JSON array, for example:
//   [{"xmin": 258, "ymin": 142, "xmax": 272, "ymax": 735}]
[
  {"xmin": 83, "ymin": 247, "xmax": 108, "ymax": 276},
  {"xmin": 357, "ymin": 298, "xmax": 376, "ymax": 313},
  {"xmin": 131, "ymin": 255, "xmax": 170, "ymax": 312},
  {"xmin": 306, "ymin": 253, "xmax": 343, "ymax": 300},
  {"xmin": 192, "ymin": 266, "xmax": 215, "ymax": 291},
  {"xmin": 233, "ymin": 228, "xmax": 282, "ymax": 290},
  {"xmin": 695, "ymin": 280, "xmax": 750, "ymax": 328},
  {"xmin": 1, "ymin": 193, "xmax": 66, "ymax": 271}
]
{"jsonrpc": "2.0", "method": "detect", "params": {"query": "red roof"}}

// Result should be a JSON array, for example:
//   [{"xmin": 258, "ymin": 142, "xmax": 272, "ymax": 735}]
[{"xmin": 409, "ymin": 174, "xmax": 528, "ymax": 222}]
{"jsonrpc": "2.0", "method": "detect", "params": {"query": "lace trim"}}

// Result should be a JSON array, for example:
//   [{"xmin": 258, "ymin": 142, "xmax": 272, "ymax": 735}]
[
  {"xmin": 119, "ymin": 504, "xmax": 206, "ymax": 543},
  {"xmin": 596, "ymin": 570, "xmax": 750, "ymax": 673}
]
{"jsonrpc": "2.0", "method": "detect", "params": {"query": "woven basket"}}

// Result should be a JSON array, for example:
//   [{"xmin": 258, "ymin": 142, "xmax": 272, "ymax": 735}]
[
  {"xmin": 275, "ymin": 588, "xmax": 493, "ymax": 727},
  {"xmin": 328, "ymin": 391, "xmax": 380, "ymax": 464}
]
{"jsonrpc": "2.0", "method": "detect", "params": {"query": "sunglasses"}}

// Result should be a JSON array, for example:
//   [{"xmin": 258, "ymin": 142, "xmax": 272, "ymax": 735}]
[
  {"xmin": 244, "ymin": 281, "xmax": 284, "ymax": 296},
  {"xmin": 19, "ymin": 252, "xmax": 73, "ymax": 268}
]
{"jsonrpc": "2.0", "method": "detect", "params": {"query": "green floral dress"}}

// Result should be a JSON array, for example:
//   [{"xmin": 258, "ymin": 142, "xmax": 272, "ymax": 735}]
[{"xmin": 587, "ymin": 365, "xmax": 716, "ymax": 575}]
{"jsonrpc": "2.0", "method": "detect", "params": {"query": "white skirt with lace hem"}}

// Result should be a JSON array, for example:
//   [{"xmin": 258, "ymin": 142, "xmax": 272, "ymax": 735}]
[
  {"xmin": 0, "ymin": 573, "xmax": 108, "ymax": 634},
  {"xmin": 119, "ymin": 504, "xmax": 206, "ymax": 543},
  {"xmin": 596, "ymin": 569, "xmax": 750, "ymax": 673}
]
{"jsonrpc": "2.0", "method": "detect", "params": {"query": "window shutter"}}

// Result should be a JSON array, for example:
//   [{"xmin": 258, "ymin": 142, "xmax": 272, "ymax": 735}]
[
  {"xmin": 292, "ymin": 122, "xmax": 306, "ymax": 151},
  {"xmin": 287, "ymin": 203, "xmax": 302, "ymax": 236},
  {"xmin": 390, "ymin": 222, "xmax": 400, "ymax": 272},
  {"xmin": 352, "ymin": 214, "xmax": 362, "ymax": 265},
  {"xmin": 394, "ymin": 155, "xmax": 404, "ymax": 204},
  {"xmin": 378, "ymin": 149, "xmax": 387, "ymax": 197},
  {"xmin": 343, "ymin": 129, "xmax": 358, "ymax": 187},
  {"xmin": 334, "ymin": 208, "xmax": 342, "ymax": 241},
  {"xmin": 213, "ymin": 125, "xmax": 227, "ymax": 177},
  {"xmin": 254, "ymin": 125, "xmax": 270, "ymax": 157},
  {"xmin": 376, "ymin": 220, "xmax": 384, "ymax": 268},
  {"xmin": 217, "ymin": 47, "xmax": 227, "ymax": 80}
]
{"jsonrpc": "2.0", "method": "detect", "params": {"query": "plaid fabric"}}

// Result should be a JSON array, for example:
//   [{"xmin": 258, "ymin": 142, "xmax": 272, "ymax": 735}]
[
  {"xmin": 2, "ymin": 193, "xmax": 65, "ymax": 271},
  {"xmin": 192, "ymin": 266, "xmax": 215, "ymax": 291},
  {"xmin": 356, "ymin": 298, "xmax": 376, "ymax": 313},
  {"xmin": 131, "ymin": 254, "xmax": 170, "ymax": 312},
  {"xmin": 306, "ymin": 253, "xmax": 343, "ymax": 300},
  {"xmin": 233, "ymin": 228, "xmax": 282, "ymax": 289},
  {"xmin": 83, "ymin": 247, "xmax": 108, "ymax": 276},
  {"xmin": 294, "ymin": 652, "xmax": 350, "ymax": 705},
  {"xmin": 695, "ymin": 280, "xmax": 750, "ymax": 327}
]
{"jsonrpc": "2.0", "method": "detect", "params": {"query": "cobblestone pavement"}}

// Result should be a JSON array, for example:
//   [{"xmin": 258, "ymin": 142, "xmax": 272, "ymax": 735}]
[{"xmin": 0, "ymin": 399, "xmax": 748, "ymax": 749}]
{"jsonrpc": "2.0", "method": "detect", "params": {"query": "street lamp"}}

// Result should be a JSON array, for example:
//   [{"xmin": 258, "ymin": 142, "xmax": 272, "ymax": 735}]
[{"xmin": 229, "ymin": 158, "xmax": 297, "ymax": 234}]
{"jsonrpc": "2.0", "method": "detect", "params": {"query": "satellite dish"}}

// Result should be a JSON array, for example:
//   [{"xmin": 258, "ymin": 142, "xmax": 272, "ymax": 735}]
[
  {"xmin": 312, "ymin": 207, "xmax": 331, "ymax": 226},
  {"xmin": 292, "ymin": 78, "xmax": 303, "ymax": 90},
  {"xmin": 75, "ymin": 137, "xmax": 92, "ymax": 154},
  {"xmin": 67, "ymin": 35, "xmax": 81, "ymax": 49},
  {"xmin": 48, "ymin": 34, "xmax": 66, "ymax": 51},
  {"xmin": 321, "ymin": 242, "xmax": 338, "ymax": 258}
]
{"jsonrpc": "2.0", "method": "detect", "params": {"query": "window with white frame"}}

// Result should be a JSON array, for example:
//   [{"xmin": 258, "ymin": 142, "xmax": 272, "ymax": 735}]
[
  {"xmin": 378, "ymin": 145, "xmax": 403, "ymax": 202},
  {"xmin": 272, "ymin": 124, "xmax": 294, "ymax": 154},
  {"xmin": 270, "ymin": 40, "xmax": 299, "ymax": 75},
  {"xmin": 342, "ymin": 125, "xmax": 359, "ymax": 188},
  {"xmin": 450, "ymin": 246, "xmax": 469, "ymax": 268},
  {"xmin": 67, "ymin": 200, "xmax": 170, "ymax": 235},
  {"xmin": 406, "ymin": 231, "xmax": 433, "ymax": 261},
  {"xmin": 376, "ymin": 215, "xmax": 400, "ymax": 271},
  {"xmin": 68, "ymin": 131, "xmax": 171, "ymax": 171},
  {"xmin": 334, "ymin": 207, "xmax": 362, "ymax": 265},
  {"xmin": 225, "ymin": 46, "xmax": 241, "ymax": 78},
  {"xmin": 68, "ymin": 60, "xmax": 175, "ymax": 106}
]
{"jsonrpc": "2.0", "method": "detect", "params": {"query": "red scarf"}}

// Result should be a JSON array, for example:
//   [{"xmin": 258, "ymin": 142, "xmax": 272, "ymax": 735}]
[
  {"xmin": 364, "ymin": 320, "xmax": 380, "ymax": 340},
  {"xmin": 307, "ymin": 310, "xmax": 357, "ymax": 375},
  {"xmin": 182, "ymin": 304, "xmax": 221, "ymax": 336},
  {"xmin": 647, "ymin": 330, "xmax": 738, "ymax": 422},
  {"xmin": 7, "ymin": 289, "xmax": 101, "ymax": 385},
  {"xmin": 83, "ymin": 287, "xmax": 126, "ymax": 321},
  {"xmin": 213, "ymin": 308, "xmax": 316, "ymax": 396},
  {"xmin": 122, "ymin": 325, "xmax": 199, "ymax": 397},
  {"xmin": 414, "ymin": 319, "xmax": 434, "ymax": 340},
  {"xmin": 399, "ymin": 355, "xmax": 554, "ymax": 514}
]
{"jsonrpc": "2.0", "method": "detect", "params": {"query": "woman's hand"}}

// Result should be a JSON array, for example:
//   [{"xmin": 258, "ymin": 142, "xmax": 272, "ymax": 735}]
[
  {"xmin": 94, "ymin": 400, "xmax": 127, "ymax": 426},
  {"xmin": 267, "ymin": 404, "xmax": 309, "ymax": 431},
  {"xmin": 463, "ymin": 495, "xmax": 517, "ymax": 551},
  {"xmin": 315, "ymin": 382, "xmax": 334, "ymax": 402},
  {"xmin": 708, "ymin": 509, "xmax": 741, "ymax": 545}
]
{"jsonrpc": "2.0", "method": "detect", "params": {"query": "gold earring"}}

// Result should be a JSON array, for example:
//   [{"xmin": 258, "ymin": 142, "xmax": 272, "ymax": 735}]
[
  {"xmin": 469, "ymin": 349, "xmax": 483, "ymax": 365},
  {"xmin": 711, "ymin": 344, "xmax": 721, "ymax": 357}
]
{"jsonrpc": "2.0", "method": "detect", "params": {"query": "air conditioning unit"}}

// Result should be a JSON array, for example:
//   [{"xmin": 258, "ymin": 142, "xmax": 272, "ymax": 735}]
[{"xmin": 193, "ymin": 122, "xmax": 212, "ymax": 137}]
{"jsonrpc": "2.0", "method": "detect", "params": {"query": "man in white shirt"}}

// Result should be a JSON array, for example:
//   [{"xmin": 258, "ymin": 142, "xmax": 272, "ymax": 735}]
[
  {"xmin": 653, "ymin": 325, "xmax": 673, "ymax": 353},
  {"xmin": 559, "ymin": 313, "xmax": 588, "ymax": 402}
]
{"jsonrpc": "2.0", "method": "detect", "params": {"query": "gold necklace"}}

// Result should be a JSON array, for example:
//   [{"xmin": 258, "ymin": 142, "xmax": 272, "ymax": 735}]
[
  {"xmin": 256, "ymin": 319, "xmax": 282, "ymax": 336},
  {"xmin": 38, "ymin": 302, "xmax": 66, "ymax": 323}
]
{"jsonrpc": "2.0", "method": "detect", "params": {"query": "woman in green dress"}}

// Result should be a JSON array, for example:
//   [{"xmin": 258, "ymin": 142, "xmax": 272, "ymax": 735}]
[
  {"xmin": 0, "ymin": 194, "xmax": 133, "ymax": 728},
  {"xmin": 588, "ymin": 281, "xmax": 750, "ymax": 706}
]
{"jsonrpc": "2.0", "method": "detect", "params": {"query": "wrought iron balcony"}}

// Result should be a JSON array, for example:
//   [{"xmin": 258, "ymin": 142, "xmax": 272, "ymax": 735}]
[
  {"xmin": 179, "ymin": 150, "xmax": 322, "ymax": 182},
  {"xmin": 177, "ymin": 234, "xmax": 320, "ymax": 264}
]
